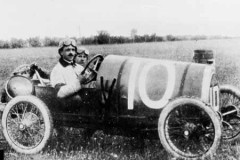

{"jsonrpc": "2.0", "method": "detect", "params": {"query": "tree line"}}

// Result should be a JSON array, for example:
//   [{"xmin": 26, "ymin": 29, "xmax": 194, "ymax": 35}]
[{"xmin": 0, "ymin": 30, "xmax": 233, "ymax": 49}]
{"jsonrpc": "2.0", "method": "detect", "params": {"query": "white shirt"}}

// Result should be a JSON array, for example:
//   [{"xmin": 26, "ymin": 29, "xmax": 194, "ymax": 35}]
[{"xmin": 50, "ymin": 60, "xmax": 84, "ymax": 98}]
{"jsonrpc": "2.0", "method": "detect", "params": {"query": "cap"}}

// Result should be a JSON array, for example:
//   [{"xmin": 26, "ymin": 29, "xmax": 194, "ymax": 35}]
[
  {"xmin": 58, "ymin": 38, "xmax": 77, "ymax": 53},
  {"xmin": 77, "ymin": 47, "xmax": 89, "ymax": 56}
]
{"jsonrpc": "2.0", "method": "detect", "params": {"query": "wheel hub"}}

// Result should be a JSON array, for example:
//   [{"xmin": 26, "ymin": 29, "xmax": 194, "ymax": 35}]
[
  {"xmin": 184, "ymin": 123, "xmax": 196, "ymax": 138},
  {"xmin": 18, "ymin": 123, "xmax": 25, "ymax": 130},
  {"xmin": 184, "ymin": 130, "xmax": 189, "ymax": 136},
  {"xmin": 21, "ymin": 112, "xmax": 39, "ymax": 127}
]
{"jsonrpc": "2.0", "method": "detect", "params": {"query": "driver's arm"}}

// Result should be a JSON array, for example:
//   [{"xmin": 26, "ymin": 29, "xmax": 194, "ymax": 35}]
[
  {"xmin": 55, "ymin": 82, "xmax": 81, "ymax": 98},
  {"xmin": 56, "ymin": 74, "xmax": 87, "ymax": 98},
  {"xmin": 50, "ymin": 67, "xmax": 85, "ymax": 98}
]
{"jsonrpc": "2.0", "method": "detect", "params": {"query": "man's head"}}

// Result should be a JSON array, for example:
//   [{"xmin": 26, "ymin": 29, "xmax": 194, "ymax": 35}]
[
  {"xmin": 58, "ymin": 38, "xmax": 77, "ymax": 62},
  {"xmin": 75, "ymin": 47, "xmax": 89, "ymax": 66}
]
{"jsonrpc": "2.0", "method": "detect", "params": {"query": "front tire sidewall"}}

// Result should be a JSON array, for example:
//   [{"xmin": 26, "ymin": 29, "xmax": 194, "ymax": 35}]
[
  {"xmin": 158, "ymin": 98, "xmax": 221, "ymax": 159},
  {"xmin": 2, "ymin": 95, "xmax": 53, "ymax": 154}
]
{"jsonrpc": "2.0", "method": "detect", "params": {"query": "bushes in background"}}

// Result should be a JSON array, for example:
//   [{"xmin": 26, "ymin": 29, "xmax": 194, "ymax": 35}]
[{"xmin": 0, "ymin": 34, "xmax": 232, "ymax": 49}]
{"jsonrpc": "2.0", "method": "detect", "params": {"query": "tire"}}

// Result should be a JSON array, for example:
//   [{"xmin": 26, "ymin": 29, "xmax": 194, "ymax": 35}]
[
  {"xmin": 2, "ymin": 95, "xmax": 53, "ymax": 154},
  {"xmin": 158, "ymin": 97, "xmax": 221, "ymax": 159},
  {"xmin": 220, "ymin": 85, "xmax": 240, "ymax": 142}
]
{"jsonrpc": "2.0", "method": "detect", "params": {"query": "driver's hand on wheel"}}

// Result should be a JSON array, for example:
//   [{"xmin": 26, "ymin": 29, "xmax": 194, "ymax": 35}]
[
  {"xmin": 84, "ymin": 69, "xmax": 91, "ymax": 77},
  {"xmin": 78, "ymin": 74, "xmax": 87, "ymax": 84}
]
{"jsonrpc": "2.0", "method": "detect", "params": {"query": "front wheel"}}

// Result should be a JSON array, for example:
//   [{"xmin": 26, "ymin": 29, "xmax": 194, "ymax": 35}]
[
  {"xmin": 158, "ymin": 97, "xmax": 221, "ymax": 159},
  {"xmin": 2, "ymin": 95, "xmax": 53, "ymax": 154}
]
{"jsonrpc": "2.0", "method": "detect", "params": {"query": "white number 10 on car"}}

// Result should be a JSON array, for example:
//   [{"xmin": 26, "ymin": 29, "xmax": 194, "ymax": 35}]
[{"xmin": 128, "ymin": 59, "xmax": 176, "ymax": 110}]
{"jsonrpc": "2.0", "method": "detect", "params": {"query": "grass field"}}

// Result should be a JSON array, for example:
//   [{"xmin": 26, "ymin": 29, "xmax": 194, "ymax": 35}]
[{"xmin": 1, "ymin": 39, "xmax": 240, "ymax": 159}]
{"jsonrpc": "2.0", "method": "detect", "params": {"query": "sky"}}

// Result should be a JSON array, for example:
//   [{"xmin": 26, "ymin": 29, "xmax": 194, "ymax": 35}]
[{"xmin": 1, "ymin": 0, "xmax": 240, "ymax": 40}]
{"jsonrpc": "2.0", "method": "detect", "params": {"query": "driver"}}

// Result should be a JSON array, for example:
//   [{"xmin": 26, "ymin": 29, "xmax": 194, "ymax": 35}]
[{"xmin": 50, "ymin": 38, "xmax": 86, "ymax": 98}]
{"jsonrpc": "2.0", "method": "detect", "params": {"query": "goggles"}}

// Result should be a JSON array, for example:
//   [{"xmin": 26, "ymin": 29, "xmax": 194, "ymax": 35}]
[
  {"xmin": 59, "ymin": 38, "xmax": 77, "ymax": 49},
  {"xmin": 77, "ymin": 48, "xmax": 89, "ymax": 55}
]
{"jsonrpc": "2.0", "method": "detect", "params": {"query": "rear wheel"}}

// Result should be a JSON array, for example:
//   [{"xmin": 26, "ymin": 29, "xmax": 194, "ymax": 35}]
[
  {"xmin": 2, "ymin": 95, "xmax": 53, "ymax": 154},
  {"xmin": 158, "ymin": 97, "xmax": 221, "ymax": 159},
  {"xmin": 220, "ymin": 85, "xmax": 240, "ymax": 142}
]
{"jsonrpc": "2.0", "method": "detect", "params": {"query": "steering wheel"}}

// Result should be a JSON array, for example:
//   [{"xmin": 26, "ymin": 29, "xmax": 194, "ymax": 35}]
[{"xmin": 81, "ymin": 54, "xmax": 104, "ymax": 84}]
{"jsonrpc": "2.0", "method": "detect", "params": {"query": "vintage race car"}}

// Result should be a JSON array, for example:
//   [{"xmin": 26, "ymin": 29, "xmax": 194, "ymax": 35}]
[{"xmin": 1, "ymin": 53, "xmax": 240, "ymax": 159}]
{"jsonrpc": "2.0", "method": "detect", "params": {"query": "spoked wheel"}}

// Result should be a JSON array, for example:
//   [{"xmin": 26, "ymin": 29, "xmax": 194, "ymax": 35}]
[
  {"xmin": 2, "ymin": 95, "xmax": 53, "ymax": 154},
  {"xmin": 158, "ymin": 97, "xmax": 221, "ymax": 159},
  {"xmin": 220, "ymin": 85, "xmax": 240, "ymax": 142}
]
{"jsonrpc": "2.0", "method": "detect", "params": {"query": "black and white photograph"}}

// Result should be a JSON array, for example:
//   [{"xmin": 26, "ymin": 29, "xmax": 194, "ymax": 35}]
[{"xmin": 0, "ymin": 0, "xmax": 240, "ymax": 159}]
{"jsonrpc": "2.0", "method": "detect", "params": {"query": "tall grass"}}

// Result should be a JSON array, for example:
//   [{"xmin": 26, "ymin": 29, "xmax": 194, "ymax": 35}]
[{"xmin": 1, "ymin": 39, "xmax": 240, "ymax": 159}]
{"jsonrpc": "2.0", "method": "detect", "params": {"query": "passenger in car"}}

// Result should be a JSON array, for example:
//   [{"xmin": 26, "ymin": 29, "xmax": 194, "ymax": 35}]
[
  {"xmin": 75, "ymin": 47, "xmax": 96, "ymax": 88},
  {"xmin": 50, "ymin": 38, "xmax": 87, "ymax": 98},
  {"xmin": 75, "ymin": 47, "xmax": 89, "ymax": 67}
]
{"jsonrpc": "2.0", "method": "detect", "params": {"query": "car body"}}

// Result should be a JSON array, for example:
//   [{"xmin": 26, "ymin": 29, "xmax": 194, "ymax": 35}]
[{"xmin": 0, "ymin": 54, "xmax": 225, "ymax": 159}]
